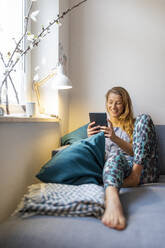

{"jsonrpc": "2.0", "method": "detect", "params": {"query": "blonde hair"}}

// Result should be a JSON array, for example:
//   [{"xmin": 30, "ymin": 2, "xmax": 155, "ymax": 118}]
[{"xmin": 106, "ymin": 87, "xmax": 134, "ymax": 142}]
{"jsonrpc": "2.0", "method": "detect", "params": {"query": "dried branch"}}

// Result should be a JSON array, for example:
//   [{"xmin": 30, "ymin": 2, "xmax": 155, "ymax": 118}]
[
  {"xmin": 0, "ymin": 52, "xmax": 6, "ymax": 67},
  {"xmin": 8, "ymin": 75, "xmax": 19, "ymax": 104},
  {"xmin": 0, "ymin": 52, "xmax": 20, "ymax": 107},
  {"xmin": 5, "ymin": 80, "xmax": 9, "ymax": 114}
]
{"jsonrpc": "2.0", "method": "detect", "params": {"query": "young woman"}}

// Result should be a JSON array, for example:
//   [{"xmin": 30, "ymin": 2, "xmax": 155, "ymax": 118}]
[{"xmin": 87, "ymin": 86, "xmax": 159, "ymax": 230}]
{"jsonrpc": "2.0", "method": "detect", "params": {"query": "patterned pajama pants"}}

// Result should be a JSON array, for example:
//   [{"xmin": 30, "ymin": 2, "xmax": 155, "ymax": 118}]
[{"xmin": 103, "ymin": 114, "xmax": 159, "ymax": 189}]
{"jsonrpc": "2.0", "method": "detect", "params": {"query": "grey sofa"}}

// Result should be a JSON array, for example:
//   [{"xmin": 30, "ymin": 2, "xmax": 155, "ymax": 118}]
[{"xmin": 0, "ymin": 125, "xmax": 165, "ymax": 248}]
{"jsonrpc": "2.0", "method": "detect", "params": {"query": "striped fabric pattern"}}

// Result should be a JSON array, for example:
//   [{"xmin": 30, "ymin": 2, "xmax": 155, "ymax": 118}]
[{"xmin": 13, "ymin": 183, "xmax": 105, "ymax": 219}]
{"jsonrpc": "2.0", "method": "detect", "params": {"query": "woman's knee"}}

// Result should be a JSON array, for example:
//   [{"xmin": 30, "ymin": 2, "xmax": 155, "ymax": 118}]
[
  {"xmin": 133, "ymin": 113, "xmax": 157, "ymax": 165},
  {"xmin": 133, "ymin": 113, "xmax": 155, "ymax": 138},
  {"xmin": 135, "ymin": 114, "xmax": 152, "ymax": 125}
]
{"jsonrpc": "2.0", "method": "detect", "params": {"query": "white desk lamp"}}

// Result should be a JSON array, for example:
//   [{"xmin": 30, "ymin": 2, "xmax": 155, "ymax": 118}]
[{"xmin": 33, "ymin": 64, "xmax": 72, "ymax": 114}]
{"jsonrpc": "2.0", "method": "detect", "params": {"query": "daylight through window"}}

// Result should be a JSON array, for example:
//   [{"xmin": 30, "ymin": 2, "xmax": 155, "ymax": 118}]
[{"xmin": 0, "ymin": 0, "xmax": 25, "ymax": 105}]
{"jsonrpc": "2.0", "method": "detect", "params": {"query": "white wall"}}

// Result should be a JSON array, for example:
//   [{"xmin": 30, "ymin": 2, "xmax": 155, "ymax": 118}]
[
  {"xmin": 69, "ymin": 0, "xmax": 165, "ymax": 131},
  {"xmin": 0, "ymin": 122, "xmax": 60, "ymax": 223}
]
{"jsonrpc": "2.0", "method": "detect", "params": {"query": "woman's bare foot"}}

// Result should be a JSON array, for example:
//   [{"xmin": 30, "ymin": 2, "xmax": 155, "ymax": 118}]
[{"xmin": 101, "ymin": 186, "xmax": 126, "ymax": 230}]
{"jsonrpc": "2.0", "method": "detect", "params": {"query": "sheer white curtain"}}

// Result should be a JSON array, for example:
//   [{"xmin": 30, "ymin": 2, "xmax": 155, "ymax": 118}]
[{"xmin": 0, "ymin": 0, "xmax": 25, "ymax": 105}]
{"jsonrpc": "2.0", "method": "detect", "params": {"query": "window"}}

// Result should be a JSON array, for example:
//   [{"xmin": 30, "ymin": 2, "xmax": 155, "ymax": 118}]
[
  {"xmin": 0, "ymin": 0, "xmax": 25, "ymax": 106},
  {"xmin": 0, "ymin": 0, "xmax": 65, "ymax": 117}
]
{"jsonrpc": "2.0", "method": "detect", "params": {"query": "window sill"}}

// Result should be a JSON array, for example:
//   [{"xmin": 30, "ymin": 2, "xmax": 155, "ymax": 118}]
[{"xmin": 0, "ymin": 114, "xmax": 59, "ymax": 123}]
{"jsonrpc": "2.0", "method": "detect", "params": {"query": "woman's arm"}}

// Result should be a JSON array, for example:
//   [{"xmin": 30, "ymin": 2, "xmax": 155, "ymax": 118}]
[
  {"xmin": 111, "ymin": 135, "xmax": 133, "ymax": 156},
  {"xmin": 100, "ymin": 120, "xmax": 133, "ymax": 156}
]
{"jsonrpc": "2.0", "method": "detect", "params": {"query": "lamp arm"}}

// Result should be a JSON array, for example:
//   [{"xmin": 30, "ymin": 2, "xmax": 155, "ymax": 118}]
[
  {"xmin": 33, "ymin": 83, "xmax": 42, "ymax": 113},
  {"xmin": 33, "ymin": 70, "xmax": 57, "ymax": 114}
]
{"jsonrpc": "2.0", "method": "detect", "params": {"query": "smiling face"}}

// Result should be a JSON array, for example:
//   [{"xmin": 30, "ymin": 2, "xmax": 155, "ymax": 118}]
[{"xmin": 106, "ymin": 92, "xmax": 124, "ymax": 120}]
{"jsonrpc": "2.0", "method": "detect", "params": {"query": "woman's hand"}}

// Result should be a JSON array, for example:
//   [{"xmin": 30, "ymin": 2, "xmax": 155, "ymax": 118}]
[
  {"xmin": 100, "ymin": 120, "xmax": 116, "ymax": 141},
  {"xmin": 101, "ymin": 119, "xmax": 134, "ymax": 156},
  {"xmin": 87, "ymin": 122, "xmax": 100, "ymax": 137}
]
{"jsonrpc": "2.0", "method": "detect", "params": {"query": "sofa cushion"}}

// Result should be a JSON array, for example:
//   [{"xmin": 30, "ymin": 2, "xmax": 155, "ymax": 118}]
[
  {"xmin": 36, "ymin": 132, "xmax": 105, "ymax": 185},
  {"xmin": 155, "ymin": 125, "xmax": 165, "ymax": 175}
]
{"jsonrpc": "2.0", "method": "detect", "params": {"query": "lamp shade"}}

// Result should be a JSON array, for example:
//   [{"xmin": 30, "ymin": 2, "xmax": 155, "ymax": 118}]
[{"xmin": 52, "ymin": 64, "xmax": 72, "ymax": 89}]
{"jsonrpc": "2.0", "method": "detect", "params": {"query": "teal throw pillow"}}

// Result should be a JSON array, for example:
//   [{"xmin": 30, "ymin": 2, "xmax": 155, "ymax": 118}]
[
  {"xmin": 61, "ymin": 124, "xmax": 88, "ymax": 145},
  {"xmin": 36, "ymin": 132, "xmax": 105, "ymax": 185}
]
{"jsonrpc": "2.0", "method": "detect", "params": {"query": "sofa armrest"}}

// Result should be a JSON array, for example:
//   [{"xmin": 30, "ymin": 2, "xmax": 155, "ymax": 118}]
[{"xmin": 52, "ymin": 145, "xmax": 69, "ymax": 157}]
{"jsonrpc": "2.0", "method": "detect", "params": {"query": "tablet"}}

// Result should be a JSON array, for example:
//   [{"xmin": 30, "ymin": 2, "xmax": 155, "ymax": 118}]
[{"xmin": 89, "ymin": 112, "xmax": 108, "ymax": 127}]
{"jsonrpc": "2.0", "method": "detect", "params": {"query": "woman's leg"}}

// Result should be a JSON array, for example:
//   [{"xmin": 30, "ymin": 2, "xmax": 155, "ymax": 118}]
[
  {"xmin": 102, "ymin": 151, "xmax": 133, "ymax": 230},
  {"xmin": 133, "ymin": 114, "xmax": 159, "ymax": 184},
  {"xmin": 102, "ymin": 186, "xmax": 126, "ymax": 230}
]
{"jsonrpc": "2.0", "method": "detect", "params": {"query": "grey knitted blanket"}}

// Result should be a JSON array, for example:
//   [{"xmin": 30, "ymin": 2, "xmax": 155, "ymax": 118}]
[{"xmin": 13, "ymin": 183, "xmax": 105, "ymax": 219}]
